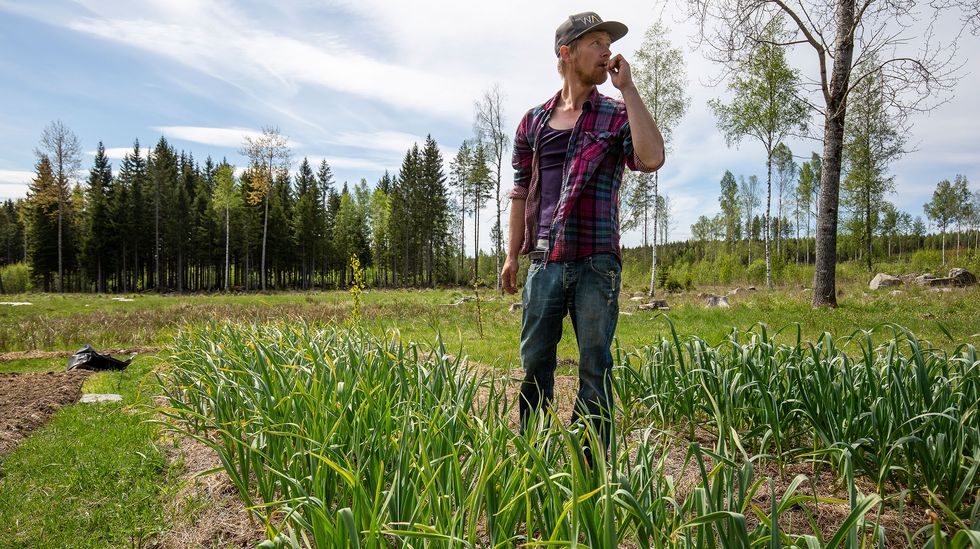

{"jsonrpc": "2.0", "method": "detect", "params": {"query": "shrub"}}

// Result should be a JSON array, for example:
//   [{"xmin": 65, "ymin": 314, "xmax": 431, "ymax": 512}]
[
  {"xmin": 0, "ymin": 262, "xmax": 31, "ymax": 293},
  {"xmin": 910, "ymin": 249, "xmax": 944, "ymax": 274},
  {"xmin": 747, "ymin": 258, "xmax": 767, "ymax": 284}
]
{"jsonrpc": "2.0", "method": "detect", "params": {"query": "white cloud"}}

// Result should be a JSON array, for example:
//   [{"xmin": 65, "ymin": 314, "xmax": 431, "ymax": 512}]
[
  {"xmin": 305, "ymin": 155, "xmax": 392, "ymax": 173},
  {"xmin": 152, "ymin": 126, "xmax": 304, "ymax": 148},
  {"xmin": 325, "ymin": 131, "xmax": 425, "ymax": 155},
  {"xmin": 0, "ymin": 170, "xmax": 33, "ymax": 200},
  {"xmin": 61, "ymin": 8, "xmax": 486, "ymax": 121},
  {"xmin": 85, "ymin": 147, "xmax": 148, "ymax": 160}
]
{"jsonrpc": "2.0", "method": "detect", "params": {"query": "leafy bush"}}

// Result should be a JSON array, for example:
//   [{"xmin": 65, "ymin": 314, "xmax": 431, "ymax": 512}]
[
  {"xmin": 747, "ymin": 258, "xmax": 767, "ymax": 284},
  {"xmin": 910, "ymin": 249, "xmax": 944, "ymax": 274},
  {"xmin": 0, "ymin": 262, "xmax": 31, "ymax": 293}
]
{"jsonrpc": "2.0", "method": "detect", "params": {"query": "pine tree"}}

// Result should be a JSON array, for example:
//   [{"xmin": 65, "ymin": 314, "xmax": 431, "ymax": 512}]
[
  {"xmin": 419, "ymin": 136, "xmax": 450, "ymax": 286},
  {"xmin": 83, "ymin": 142, "xmax": 113, "ymax": 292},
  {"xmin": 293, "ymin": 158, "xmax": 321, "ymax": 289},
  {"xmin": 317, "ymin": 160, "xmax": 335, "ymax": 288},
  {"xmin": 25, "ymin": 156, "xmax": 60, "ymax": 291},
  {"xmin": 449, "ymin": 142, "xmax": 473, "ymax": 283}
]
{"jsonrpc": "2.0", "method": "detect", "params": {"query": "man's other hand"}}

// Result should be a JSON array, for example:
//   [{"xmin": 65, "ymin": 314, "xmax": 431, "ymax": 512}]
[{"xmin": 501, "ymin": 257, "xmax": 519, "ymax": 294}]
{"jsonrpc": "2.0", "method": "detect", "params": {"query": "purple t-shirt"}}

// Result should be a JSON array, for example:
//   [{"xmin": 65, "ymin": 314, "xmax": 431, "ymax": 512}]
[{"xmin": 536, "ymin": 123, "xmax": 572, "ymax": 241}]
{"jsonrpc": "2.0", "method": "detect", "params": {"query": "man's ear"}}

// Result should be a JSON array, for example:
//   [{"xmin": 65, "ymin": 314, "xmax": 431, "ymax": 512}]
[{"xmin": 558, "ymin": 44, "xmax": 570, "ymax": 61}]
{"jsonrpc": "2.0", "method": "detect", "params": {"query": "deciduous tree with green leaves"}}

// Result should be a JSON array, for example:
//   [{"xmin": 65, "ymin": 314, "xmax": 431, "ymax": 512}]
[
  {"xmin": 842, "ymin": 54, "xmax": 905, "ymax": 272},
  {"xmin": 630, "ymin": 18, "xmax": 689, "ymax": 298},
  {"xmin": 688, "ymin": 0, "xmax": 967, "ymax": 306},
  {"xmin": 709, "ymin": 20, "xmax": 807, "ymax": 289},
  {"xmin": 240, "ymin": 126, "xmax": 291, "ymax": 291},
  {"xmin": 212, "ymin": 161, "xmax": 241, "ymax": 291},
  {"xmin": 924, "ymin": 179, "xmax": 959, "ymax": 264}
]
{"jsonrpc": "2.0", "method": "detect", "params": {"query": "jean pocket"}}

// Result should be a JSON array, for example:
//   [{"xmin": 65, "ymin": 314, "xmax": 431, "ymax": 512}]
[{"xmin": 588, "ymin": 254, "xmax": 621, "ymax": 280}]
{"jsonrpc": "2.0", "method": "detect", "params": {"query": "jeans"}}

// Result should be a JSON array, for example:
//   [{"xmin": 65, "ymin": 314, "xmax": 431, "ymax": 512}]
[{"xmin": 519, "ymin": 253, "xmax": 621, "ymax": 453}]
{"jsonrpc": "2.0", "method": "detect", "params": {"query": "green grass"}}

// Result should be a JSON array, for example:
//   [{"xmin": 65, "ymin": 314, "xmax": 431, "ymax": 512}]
[
  {"xmin": 0, "ymin": 357, "xmax": 65, "ymax": 374},
  {"xmin": 1, "ymin": 285, "xmax": 978, "ymax": 546},
  {"xmin": 2, "ymin": 283, "xmax": 977, "ymax": 360},
  {"xmin": 0, "ymin": 403, "xmax": 170, "ymax": 547},
  {"xmin": 0, "ymin": 354, "xmax": 178, "ymax": 548}
]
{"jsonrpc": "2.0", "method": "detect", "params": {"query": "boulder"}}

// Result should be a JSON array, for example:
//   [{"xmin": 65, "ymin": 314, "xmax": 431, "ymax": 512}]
[
  {"xmin": 638, "ymin": 299, "xmax": 670, "ymax": 311},
  {"xmin": 869, "ymin": 273, "xmax": 902, "ymax": 290},
  {"xmin": 919, "ymin": 269, "xmax": 976, "ymax": 288},
  {"xmin": 949, "ymin": 268, "xmax": 977, "ymax": 286},
  {"xmin": 706, "ymin": 295, "xmax": 730, "ymax": 308},
  {"xmin": 914, "ymin": 274, "xmax": 935, "ymax": 286}
]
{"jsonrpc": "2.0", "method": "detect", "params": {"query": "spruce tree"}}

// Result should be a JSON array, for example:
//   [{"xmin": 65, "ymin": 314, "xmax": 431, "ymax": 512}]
[
  {"xmin": 25, "ymin": 156, "xmax": 60, "ymax": 291},
  {"xmin": 83, "ymin": 142, "xmax": 113, "ymax": 292}
]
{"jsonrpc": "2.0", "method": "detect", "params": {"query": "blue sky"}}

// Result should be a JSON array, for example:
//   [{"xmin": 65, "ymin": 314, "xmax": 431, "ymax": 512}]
[{"xmin": 0, "ymin": 0, "xmax": 977, "ymax": 251}]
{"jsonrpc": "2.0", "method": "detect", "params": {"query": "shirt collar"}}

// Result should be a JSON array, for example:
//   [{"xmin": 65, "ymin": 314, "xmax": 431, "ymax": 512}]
[{"xmin": 543, "ymin": 86, "xmax": 600, "ymax": 113}]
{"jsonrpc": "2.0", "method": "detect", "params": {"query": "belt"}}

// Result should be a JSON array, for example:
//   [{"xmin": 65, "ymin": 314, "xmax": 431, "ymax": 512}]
[{"xmin": 528, "ymin": 250, "xmax": 545, "ymax": 261}]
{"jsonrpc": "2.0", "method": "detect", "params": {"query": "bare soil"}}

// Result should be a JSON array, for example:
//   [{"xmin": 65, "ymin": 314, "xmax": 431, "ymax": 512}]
[
  {"xmin": 0, "ymin": 346, "xmax": 160, "ymax": 363},
  {"xmin": 0, "ymin": 370, "xmax": 91, "ymax": 455}
]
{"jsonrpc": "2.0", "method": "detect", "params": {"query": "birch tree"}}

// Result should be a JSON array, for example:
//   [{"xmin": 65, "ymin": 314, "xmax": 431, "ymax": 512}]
[
  {"xmin": 241, "ymin": 126, "xmax": 291, "ymax": 291},
  {"xmin": 687, "ymin": 0, "xmax": 965, "ymax": 306},
  {"xmin": 709, "ymin": 19, "xmax": 807, "ymax": 289},
  {"xmin": 35, "ymin": 120, "xmax": 81, "ymax": 292},
  {"xmin": 632, "ymin": 19, "xmax": 690, "ymax": 298},
  {"xmin": 212, "ymin": 162, "xmax": 240, "ymax": 291},
  {"xmin": 474, "ymin": 84, "xmax": 509, "ymax": 293},
  {"xmin": 842, "ymin": 53, "xmax": 906, "ymax": 272}
]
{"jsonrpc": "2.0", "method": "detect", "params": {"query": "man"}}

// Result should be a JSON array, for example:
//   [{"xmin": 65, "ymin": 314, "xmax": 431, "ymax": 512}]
[{"xmin": 500, "ymin": 12, "xmax": 665, "ymax": 461}]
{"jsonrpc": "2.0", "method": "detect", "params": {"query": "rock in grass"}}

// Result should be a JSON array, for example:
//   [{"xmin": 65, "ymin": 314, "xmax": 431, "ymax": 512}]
[
  {"xmin": 949, "ymin": 268, "xmax": 977, "ymax": 286},
  {"xmin": 509, "ymin": 302, "xmax": 522, "ymax": 312},
  {"xmin": 79, "ymin": 394, "xmax": 123, "ymax": 403},
  {"xmin": 869, "ymin": 273, "xmax": 902, "ymax": 290},
  {"xmin": 638, "ymin": 300, "xmax": 669, "ymax": 311},
  {"xmin": 914, "ymin": 274, "xmax": 935, "ymax": 285},
  {"xmin": 706, "ymin": 295, "xmax": 730, "ymax": 308},
  {"xmin": 918, "ymin": 269, "xmax": 977, "ymax": 288}
]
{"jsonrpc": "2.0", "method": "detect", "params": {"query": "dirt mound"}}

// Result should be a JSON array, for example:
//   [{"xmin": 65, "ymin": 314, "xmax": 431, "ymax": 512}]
[{"xmin": 0, "ymin": 370, "xmax": 91, "ymax": 455}]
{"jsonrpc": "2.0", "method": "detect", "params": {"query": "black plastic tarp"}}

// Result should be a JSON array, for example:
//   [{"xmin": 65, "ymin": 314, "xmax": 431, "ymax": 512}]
[{"xmin": 66, "ymin": 344, "xmax": 132, "ymax": 371}]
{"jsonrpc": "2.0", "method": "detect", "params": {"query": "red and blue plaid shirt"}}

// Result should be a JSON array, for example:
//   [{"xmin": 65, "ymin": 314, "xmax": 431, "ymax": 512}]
[{"xmin": 509, "ymin": 87, "xmax": 659, "ymax": 262}]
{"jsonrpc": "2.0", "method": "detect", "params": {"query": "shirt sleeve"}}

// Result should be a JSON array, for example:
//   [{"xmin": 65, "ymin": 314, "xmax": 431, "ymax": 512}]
[
  {"xmin": 619, "ymin": 120, "xmax": 663, "ymax": 173},
  {"xmin": 509, "ymin": 111, "xmax": 532, "ymax": 200}
]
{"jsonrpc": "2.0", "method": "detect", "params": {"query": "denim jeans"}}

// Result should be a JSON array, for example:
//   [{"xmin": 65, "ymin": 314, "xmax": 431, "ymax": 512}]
[{"xmin": 519, "ymin": 253, "xmax": 621, "ymax": 452}]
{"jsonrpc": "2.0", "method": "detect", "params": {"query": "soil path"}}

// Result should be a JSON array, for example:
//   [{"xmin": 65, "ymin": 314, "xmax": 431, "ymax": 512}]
[
  {"xmin": 0, "ymin": 347, "xmax": 161, "ymax": 363},
  {"xmin": 0, "ymin": 370, "xmax": 91, "ymax": 455}
]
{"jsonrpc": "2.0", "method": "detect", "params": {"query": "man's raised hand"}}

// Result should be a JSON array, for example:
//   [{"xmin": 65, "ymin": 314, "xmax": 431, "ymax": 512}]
[{"xmin": 607, "ymin": 54, "xmax": 634, "ymax": 90}]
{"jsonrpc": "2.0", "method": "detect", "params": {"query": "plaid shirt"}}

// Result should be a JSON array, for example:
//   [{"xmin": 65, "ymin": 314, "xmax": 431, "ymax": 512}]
[{"xmin": 510, "ymin": 87, "xmax": 657, "ymax": 262}]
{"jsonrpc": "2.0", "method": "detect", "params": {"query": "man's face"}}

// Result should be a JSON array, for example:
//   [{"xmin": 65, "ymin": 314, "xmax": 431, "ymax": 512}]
[{"xmin": 566, "ymin": 31, "xmax": 612, "ymax": 86}]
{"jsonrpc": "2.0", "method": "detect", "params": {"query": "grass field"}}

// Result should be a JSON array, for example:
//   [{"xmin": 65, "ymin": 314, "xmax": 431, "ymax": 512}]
[{"xmin": 0, "ymin": 282, "xmax": 978, "ymax": 547}]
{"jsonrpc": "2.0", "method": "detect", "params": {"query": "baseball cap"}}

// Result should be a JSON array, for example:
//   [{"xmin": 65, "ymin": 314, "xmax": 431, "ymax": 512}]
[{"xmin": 554, "ymin": 12, "xmax": 628, "ymax": 56}]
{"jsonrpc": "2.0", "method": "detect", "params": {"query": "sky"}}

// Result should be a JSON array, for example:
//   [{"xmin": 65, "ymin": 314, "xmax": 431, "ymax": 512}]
[{"xmin": 0, "ymin": 0, "xmax": 977, "ymax": 252}]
